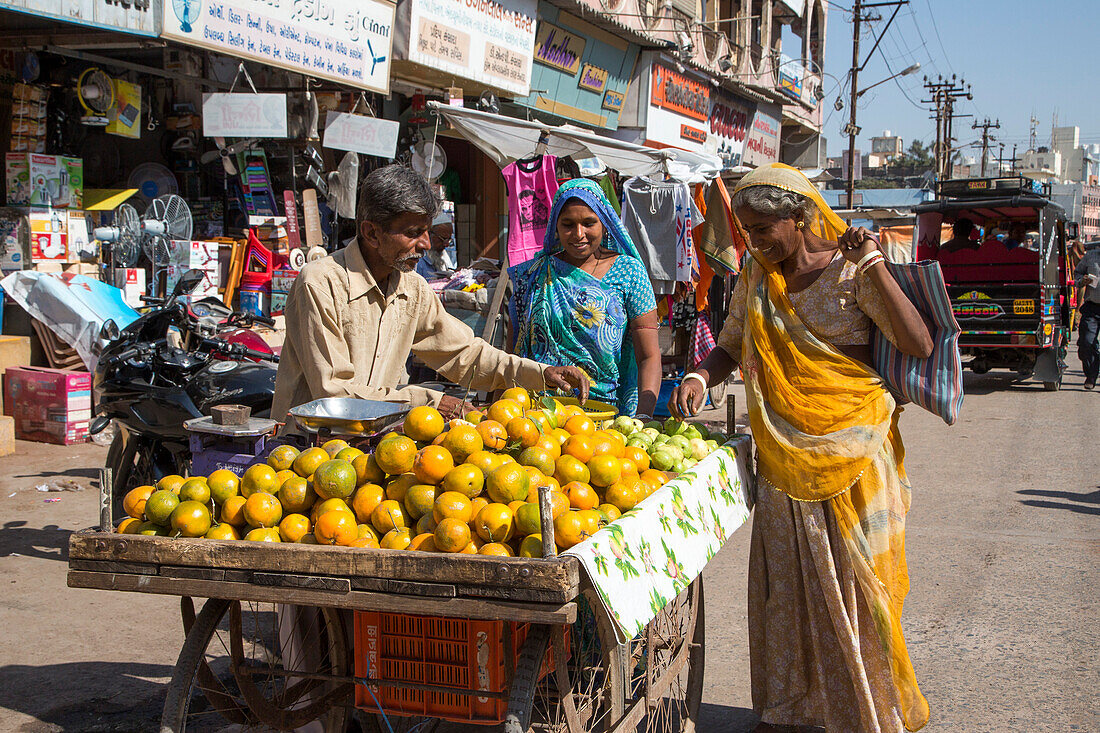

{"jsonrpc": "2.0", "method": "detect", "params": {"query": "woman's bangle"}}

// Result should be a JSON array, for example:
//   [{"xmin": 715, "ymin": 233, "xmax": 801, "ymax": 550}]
[
  {"xmin": 681, "ymin": 372, "xmax": 708, "ymax": 391},
  {"xmin": 858, "ymin": 254, "xmax": 885, "ymax": 274},
  {"xmin": 855, "ymin": 250, "xmax": 882, "ymax": 270}
]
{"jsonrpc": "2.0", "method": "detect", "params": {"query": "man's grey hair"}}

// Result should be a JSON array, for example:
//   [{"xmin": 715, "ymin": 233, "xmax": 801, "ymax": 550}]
[
  {"xmin": 731, "ymin": 185, "xmax": 816, "ymax": 222},
  {"xmin": 357, "ymin": 164, "xmax": 440, "ymax": 224}
]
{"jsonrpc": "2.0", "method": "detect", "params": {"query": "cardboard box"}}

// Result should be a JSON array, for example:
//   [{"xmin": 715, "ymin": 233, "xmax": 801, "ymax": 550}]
[
  {"xmin": 272, "ymin": 268, "xmax": 298, "ymax": 293},
  {"xmin": 5, "ymin": 154, "xmax": 83, "ymax": 208},
  {"xmin": 270, "ymin": 290, "xmax": 289, "ymax": 316},
  {"xmin": 0, "ymin": 214, "xmax": 28, "ymax": 270},
  {"xmin": 0, "ymin": 335, "xmax": 32, "ymax": 413},
  {"xmin": 3, "ymin": 366, "xmax": 91, "ymax": 445},
  {"xmin": 108, "ymin": 267, "xmax": 147, "ymax": 308},
  {"xmin": 166, "ymin": 240, "xmax": 221, "ymax": 297},
  {"xmin": 0, "ymin": 415, "xmax": 14, "ymax": 455},
  {"xmin": 28, "ymin": 210, "xmax": 67, "ymax": 261}
]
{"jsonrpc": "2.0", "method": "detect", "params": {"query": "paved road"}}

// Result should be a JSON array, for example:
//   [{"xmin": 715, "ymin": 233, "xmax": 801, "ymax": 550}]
[{"xmin": 0, "ymin": 359, "xmax": 1095, "ymax": 732}]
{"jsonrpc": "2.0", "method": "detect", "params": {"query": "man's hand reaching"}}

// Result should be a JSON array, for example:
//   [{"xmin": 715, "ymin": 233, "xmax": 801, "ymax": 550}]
[{"xmin": 543, "ymin": 366, "xmax": 590, "ymax": 404}]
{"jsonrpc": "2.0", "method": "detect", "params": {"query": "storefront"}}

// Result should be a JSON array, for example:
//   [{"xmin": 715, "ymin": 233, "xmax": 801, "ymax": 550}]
[
  {"xmin": 511, "ymin": 3, "xmax": 639, "ymax": 131},
  {"xmin": 613, "ymin": 52, "xmax": 759, "ymax": 177}
]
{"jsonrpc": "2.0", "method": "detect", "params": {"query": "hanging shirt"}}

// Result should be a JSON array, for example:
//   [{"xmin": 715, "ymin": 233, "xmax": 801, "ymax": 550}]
[
  {"xmin": 502, "ymin": 155, "xmax": 559, "ymax": 266},
  {"xmin": 620, "ymin": 176, "xmax": 702, "ymax": 295}
]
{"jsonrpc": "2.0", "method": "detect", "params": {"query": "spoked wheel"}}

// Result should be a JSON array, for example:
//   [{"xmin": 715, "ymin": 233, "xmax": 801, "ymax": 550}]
[
  {"xmin": 630, "ymin": 576, "xmax": 705, "ymax": 733},
  {"xmin": 161, "ymin": 598, "xmax": 353, "ymax": 732},
  {"xmin": 505, "ymin": 591, "xmax": 625, "ymax": 733}
]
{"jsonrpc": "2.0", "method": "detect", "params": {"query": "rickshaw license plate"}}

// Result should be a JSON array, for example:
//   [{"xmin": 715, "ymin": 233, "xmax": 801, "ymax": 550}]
[{"xmin": 1013, "ymin": 299, "xmax": 1035, "ymax": 315}]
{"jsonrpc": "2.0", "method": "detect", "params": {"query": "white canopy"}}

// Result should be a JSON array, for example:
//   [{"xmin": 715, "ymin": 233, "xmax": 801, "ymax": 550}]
[{"xmin": 426, "ymin": 102, "xmax": 722, "ymax": 184}]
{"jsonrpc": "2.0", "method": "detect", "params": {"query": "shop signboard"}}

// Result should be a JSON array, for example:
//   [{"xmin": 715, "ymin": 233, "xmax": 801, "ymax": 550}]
[
  {"xmin": 743, "ymin": 102, "xmax": 781, "ymax": 167},
  {"xmin": 533, "ymin": 21, "xmax": 584, "ymax": 74},
  {"xmin": 705, "ymin": 91, "xmax": 754, "ymax": 171},
  {"xmin": 161, "ymin": 0, "xmax": 395, "ymax": 93},
  {"xmin": 514, "ymin": 5, "xmax": 637, "ymax": 130},
  {"xmin": 202, "ymin": 93, "xmax": 289, "ymax": 138},
  {"xmin": 644, "ymin": 60, "xmax": 711, "ymax": 153},
  {"xmin": 577, "ymin": 64, "xmax": 607, "ymax": 93},
  {"xmin": 2, "ymin": 0, "xmax": 158, "ymax": 36},
  {"xmin": 777, "ymin": 54, "xmax": 803, "ymax": 101},
  {"xmin": 402, "ymin": 0, "xmax": 537, "ymax": 97},
  {"xmin": 322, "ymin": 111, "xmax": 400, "ymax": 158}
]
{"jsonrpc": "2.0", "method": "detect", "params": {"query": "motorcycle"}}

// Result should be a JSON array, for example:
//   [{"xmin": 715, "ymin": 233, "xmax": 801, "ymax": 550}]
[{"xmin": 91, "ymin": 269, "xmax": 280, "ymax": 515}]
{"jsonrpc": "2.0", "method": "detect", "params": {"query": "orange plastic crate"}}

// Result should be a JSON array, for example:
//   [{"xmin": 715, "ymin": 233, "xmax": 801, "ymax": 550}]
[{"xmin": 354, "ymin": 611, "xmax": 567, "ymax": 725}]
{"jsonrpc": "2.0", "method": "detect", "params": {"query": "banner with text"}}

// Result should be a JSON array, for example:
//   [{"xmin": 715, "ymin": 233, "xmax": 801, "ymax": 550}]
[
  {"xmin": 645, "ymin": 60, "xmax": 711, "ymax": 153},
  {"xmin": 405, "ymin": 0, "xmax": 537, "ymax": 96},
  {"xmin": 323, "ymin": 111, "xmax": 399, "ymax": 158},
  {"xmin": 704, "ymin": 91, "xmax": 755, "ymax": 171},
  {"xmin": 4, "ymin": 0, "xmax": 157, "ymax": 36},
  {"xmin": 743, "ymin": 102, "xmax": 780, "ymax": 167},
  {"xmin": 162, "ymin": 0, "xmax": 395, "ymax": 93}
]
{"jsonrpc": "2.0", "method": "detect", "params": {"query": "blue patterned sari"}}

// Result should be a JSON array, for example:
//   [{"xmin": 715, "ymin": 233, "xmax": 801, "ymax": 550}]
[{"xmin": 509, "ymin": 179, "xmax": 654, "ymax": 415}]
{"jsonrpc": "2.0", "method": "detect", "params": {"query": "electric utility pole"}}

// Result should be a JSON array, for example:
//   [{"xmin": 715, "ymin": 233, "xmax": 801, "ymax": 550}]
[
  {"xmin": 922, "ymin": 75, "xmax": 971, "ymax": 180},
  {"xmin": 972, "ymin": 118, "xmax": 1000, "ymax": 176},
  {"xmin": 845, "ymin": 0, "xmax": 909, "ymax": 208}
]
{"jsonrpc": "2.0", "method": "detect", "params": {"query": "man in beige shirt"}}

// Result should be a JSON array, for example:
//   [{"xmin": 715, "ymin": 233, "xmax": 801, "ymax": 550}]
[{"xmin": 273, "ymin": 165, "xmax": 588, "ymax": 422}]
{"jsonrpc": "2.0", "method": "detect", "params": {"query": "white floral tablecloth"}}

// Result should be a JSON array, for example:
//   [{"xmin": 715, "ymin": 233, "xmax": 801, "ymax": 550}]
[{"xmin": 564, "ymin": 435, "xmax": 754, "ymax": 642}]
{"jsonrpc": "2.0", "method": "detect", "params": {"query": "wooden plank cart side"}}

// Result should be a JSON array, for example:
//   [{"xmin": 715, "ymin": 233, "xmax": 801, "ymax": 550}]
[{"xmin": 69, "ymin": 531, "xmax": 704, "ymax": 733}]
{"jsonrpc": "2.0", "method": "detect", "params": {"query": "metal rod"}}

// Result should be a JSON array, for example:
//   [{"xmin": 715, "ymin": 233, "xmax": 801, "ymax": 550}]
[{"xmin": 42, "ymin": 45, "xmax": 233, "ymax": 90}]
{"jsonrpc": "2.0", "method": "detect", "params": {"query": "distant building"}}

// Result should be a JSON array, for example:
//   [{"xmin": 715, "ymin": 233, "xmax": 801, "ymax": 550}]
[
  {"xmin": 871, "ymin": 130, "xmax": 903, "ymax": 158},
  {"xmin": 1051, "ymin": 183, "xmax": 1100, "ymax": 242},
  {"xmin": 1018, "ymin": 126, "xmax": 1100, "ymax": 183}
]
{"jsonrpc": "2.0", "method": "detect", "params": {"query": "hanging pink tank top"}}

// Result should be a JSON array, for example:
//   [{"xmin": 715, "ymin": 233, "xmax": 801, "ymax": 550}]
[{"xmin": 502, "ymin": 154, "xmax": 559, "ymax": 266}]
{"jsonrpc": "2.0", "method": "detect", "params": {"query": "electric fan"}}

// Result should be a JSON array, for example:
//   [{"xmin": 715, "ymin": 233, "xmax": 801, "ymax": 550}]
[
  {"xmin": 77, "ymin": 68, "xmax": 115, "ymax": 127},
  {"xmin": 201, "ymin": 137, "xmax": 258, "ymax": 175},
  {"xmin": 411, "ymin": 140, "xmax": 447, "ymax": 182},
  {"xmin": 92, "ymin": 203, "xmax": 141, "ymax": 268},
  {"xmin": 141, "ymin": 194, "xmax": 193, "ymax": 295}
]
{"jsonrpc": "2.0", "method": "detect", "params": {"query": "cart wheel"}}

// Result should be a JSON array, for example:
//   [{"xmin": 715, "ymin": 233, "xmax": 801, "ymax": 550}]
[
  {"xmin": 630, "ymin": 576, "xmax": 705, "ymax": 732},
  {"xmin": 161, "ymin": 599, "xmax": 352, "ymax": 732},
  {"xmin": 505, "ymin": 591, "xmax": 625, "ymax": 733}
]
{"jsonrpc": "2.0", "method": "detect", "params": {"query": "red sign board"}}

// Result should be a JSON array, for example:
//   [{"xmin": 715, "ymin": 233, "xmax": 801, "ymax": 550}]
[{"xmin": 650, "ymin": 63, "xmax": 709, "ymax": 122}]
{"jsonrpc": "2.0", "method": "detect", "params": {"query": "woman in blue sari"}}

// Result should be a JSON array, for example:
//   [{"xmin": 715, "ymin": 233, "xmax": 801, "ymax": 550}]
[{"xmin": 509, "ymin": 178, "xmax": 661, "ymax": 416}]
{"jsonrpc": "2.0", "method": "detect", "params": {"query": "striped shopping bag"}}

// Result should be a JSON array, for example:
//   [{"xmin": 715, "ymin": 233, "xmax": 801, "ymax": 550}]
[{"xmin": 873, "ymin": 260, "xmax": 964, "ymax": 425}]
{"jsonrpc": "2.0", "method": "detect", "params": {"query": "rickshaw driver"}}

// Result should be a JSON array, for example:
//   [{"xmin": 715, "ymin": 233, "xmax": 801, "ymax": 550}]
[{"xmin": 272, "ymin": 164, "xmax": 589, "ymax": 424}]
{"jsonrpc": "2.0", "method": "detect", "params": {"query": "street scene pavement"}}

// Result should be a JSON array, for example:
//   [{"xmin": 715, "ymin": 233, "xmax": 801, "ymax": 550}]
[{"xmin": 0, "ymin": 358, "xmax": 1095, "ymax": 732}]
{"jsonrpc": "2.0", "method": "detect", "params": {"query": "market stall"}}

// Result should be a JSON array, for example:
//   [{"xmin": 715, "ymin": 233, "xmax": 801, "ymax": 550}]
[{"xmin": 67, "ymin": 393, "xmax": 754, "ymax": 732}]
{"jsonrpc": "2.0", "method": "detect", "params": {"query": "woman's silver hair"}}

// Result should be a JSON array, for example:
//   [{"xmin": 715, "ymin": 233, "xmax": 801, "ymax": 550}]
[
  {"xmin": 731, "ymin": 184, "xmax": 817, "ymax": 222},
  {"xmin": 358, "ymin": 164, "xmax": 440, "ymax": 224}
]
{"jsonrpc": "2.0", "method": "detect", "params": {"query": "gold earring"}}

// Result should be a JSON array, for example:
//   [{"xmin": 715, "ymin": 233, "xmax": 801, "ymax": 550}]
[{"xmin": 796, "ymin": 221, "xmax": 805, "ymax": 229}]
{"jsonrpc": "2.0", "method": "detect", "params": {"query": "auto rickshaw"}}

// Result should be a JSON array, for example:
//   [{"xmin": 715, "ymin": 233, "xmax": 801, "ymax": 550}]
[{"xmin": 914, "ymin": 176, "xmax": 1077, "ymax": 390}]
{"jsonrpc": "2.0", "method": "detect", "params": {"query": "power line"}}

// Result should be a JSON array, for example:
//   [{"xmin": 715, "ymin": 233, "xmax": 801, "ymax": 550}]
[{"xmin": 921, "ymin": 0, "xmax": 955, "ymax": 75}]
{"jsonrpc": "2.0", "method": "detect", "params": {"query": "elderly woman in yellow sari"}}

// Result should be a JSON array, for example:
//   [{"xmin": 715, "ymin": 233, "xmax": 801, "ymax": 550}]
[{"xmin": 670, "ymin": 163, "xmax": 933, "ymax": 733}]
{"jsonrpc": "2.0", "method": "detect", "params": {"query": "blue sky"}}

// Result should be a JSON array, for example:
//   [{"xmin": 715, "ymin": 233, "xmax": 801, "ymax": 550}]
[{"xmin": 821, "ymin": 0, "xmax": 1100, "ymax": 162}]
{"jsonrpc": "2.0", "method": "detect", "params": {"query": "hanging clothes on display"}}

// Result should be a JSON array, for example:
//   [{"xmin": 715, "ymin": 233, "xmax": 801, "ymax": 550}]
[
  {"xmin": 502, "ymin": 155, "xmax": 560, "ymax": 267},
  {"xmin": 694, "ymin": 177, "xmax": 744, "ymax": 275},
  {"xmin": 620, "ymin": 176, "xmax": 702, "ymax": 295}
]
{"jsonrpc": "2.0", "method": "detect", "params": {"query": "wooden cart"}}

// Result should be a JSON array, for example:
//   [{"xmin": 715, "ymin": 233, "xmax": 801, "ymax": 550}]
[{"xmin": 68, "ymin": 529, "xmax": 704, "ymax": 733}]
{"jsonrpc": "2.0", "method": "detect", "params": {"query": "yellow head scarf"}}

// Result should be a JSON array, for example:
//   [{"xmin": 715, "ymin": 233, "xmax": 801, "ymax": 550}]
[{"xmin": 735, "ymin": 163, "xmax": 930, "ymax": 730}]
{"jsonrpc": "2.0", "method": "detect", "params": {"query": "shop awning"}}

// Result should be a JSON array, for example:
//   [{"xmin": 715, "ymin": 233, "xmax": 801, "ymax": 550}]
[{"xmin": 427, "ymin": 102, "xmax": 722, "ymax": 183}]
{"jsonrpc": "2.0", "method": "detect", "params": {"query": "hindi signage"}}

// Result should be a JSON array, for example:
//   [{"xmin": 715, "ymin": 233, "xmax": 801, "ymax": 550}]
[
  {"xmin": 162, "ymin": 0, "xmax": 395, "ymax": 93},
  {"xmin": 323, "ymin": 111, "xmax": 400, "ymax": 158},
  {"xmin": 405, "ymin": 0, "xmax": 537, "ymax": 96}
]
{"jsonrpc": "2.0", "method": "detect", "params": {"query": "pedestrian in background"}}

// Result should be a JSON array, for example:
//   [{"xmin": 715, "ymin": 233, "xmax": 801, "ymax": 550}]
[{"xmin": 1074, "ymin": 241, "xmax": 1100, "ymax": 389}]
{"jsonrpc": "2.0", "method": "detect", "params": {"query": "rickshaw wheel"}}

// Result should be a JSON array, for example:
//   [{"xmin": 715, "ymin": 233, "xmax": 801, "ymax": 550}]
[{"xmin": 161, "ymin": 597, "xmax": 352, "ymax": 732}]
